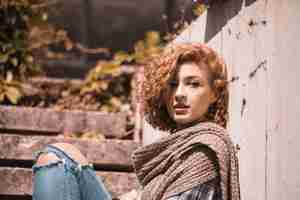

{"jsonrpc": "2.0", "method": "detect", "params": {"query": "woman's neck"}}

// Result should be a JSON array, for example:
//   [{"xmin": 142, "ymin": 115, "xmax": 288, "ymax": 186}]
[{"xmin": 171, "ymin": 118, "xmax": 209, "ymax": 133}]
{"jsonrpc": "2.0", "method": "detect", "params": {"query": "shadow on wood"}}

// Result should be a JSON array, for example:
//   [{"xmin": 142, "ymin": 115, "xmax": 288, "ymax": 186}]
[
  {"xmin": 245, "ymin": 0, "xmax": 257, "ymax": 6},
  {"xmin": 205, "ymin": 0, "xmax": 246, "ymax": 42}
]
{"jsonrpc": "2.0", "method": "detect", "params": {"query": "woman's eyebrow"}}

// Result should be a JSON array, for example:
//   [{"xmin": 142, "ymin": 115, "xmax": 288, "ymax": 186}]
[{"xmin": 184, "ymin": 76, "xmax": 203, "ymax": 81}]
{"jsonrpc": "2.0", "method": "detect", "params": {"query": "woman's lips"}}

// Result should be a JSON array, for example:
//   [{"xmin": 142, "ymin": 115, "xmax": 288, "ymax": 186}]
[{"xmin": 173, "ymin": 105, "xmax": 190, "ymax": 114}]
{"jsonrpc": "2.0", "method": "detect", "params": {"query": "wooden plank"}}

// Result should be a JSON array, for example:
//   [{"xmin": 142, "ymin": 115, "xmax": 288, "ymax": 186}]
[
  {"xmin": 174, "ymin": 1, "xmax": 300, "ymax": 199},
  {"xmin": 0, "ymin": 168, "xmax": 139, "ymax": 198},
  {"xmin": 0, "ymin": 105, "xmax": 127, "ymax": 138},
  {"xmin": 0, "ymin": 134, "xmax": 138, "ymax": 166},
  {"xmin": 174, "ymin": 1, "xmax": 270, "ymax": 200},
  {"xmin": 0, "ymin": 168, "xmax": 32, "ymax": 196},
  {"xmin": 223, "ymin": 2, "xmax": 268, "ymax": 200},
  {"xmin": 266, "ymin": 1, "xmax": 300, "ymax": 200},
  {"xmin": 98, "ymin": 171, "xmax": 139, "ymax": 198}
]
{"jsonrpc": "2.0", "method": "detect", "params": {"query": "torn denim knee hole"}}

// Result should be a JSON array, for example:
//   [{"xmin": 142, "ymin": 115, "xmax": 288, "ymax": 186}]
[
  {"xmin": 33, "ymin": 159, "xmax": 64, "ymax": 173},
  {"xmin": 33, "ymin": 152, "xmax": 65, "ymax": 173}
]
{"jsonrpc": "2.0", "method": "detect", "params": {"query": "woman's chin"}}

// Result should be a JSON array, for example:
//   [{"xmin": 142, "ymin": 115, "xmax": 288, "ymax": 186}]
[{"xmin": 173, "ymin": 115, "xmax": 194, "ymax": 125}]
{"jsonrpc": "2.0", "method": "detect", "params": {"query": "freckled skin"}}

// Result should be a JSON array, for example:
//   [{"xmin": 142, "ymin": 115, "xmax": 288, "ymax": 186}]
[{"xmin": 164, "ymin": 62, "xmax": 216, "ymax": 126}]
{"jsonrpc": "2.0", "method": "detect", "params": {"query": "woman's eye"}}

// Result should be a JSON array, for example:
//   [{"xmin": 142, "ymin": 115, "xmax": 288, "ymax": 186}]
[
  {"xmin": 168, "ymin": 81, "xmax": 178, "ymax": 87},
  {"xmin": 188, "ymin": 81, "xmax": 201, "ymax": 87}
]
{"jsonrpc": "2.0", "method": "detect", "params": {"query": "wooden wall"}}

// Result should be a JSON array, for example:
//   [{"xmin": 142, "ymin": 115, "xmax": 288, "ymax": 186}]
[{"xmin": 144, "ymin": 0, "xmax": 300, "ymax": 199}]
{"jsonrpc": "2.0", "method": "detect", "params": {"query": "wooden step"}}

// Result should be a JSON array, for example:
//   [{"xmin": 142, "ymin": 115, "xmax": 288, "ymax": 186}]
[
  {"xmin": 0, "ymin": 134, "xmax": 138, "ymax": 167},
  {"xmin": 0, "ymin": 167, "xmax": 139, "ymax": 198},
  {"xmin": 0, "ymin": 105, "xmax": 127, "ymax": 138}
]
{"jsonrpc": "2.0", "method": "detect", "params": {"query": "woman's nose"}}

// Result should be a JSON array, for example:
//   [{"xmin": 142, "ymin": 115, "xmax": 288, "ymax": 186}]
[
  {"xmin": 175, "ymin": 95, "xmax": 187, "ymax": 104},
  {"xmin": 174, "ymin": 84, "xmax": 187, "ymax": 103}
]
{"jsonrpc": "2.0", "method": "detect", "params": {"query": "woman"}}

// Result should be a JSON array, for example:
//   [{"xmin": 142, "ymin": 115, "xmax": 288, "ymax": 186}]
[
  {"xmin": 131, "ymin": 43, "xmax": 240, "ymax": 200},
  {"xmin": 32, "ymin": 43, "xmax": 240, "ymax": 200}
]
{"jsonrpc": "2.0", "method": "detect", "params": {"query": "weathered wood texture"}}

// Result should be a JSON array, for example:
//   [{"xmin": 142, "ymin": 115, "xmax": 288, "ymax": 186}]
[
  {"xmin": 169, "ymin": 0, "xmax": 300, "ymax": 199},
  {"xmin": 266, "ymin": 1, "xmax": 300, "ymax": 199},
  {"xmin": 0, "ymin": 106, "xmax": 127, "ymax": 138},
  {"xmin": 174, "ymin": 1, "xmax": 268, "ymax": 199},
  {"xmin": 0, "ymin": 168, "xmax": 139, "ymax": 198},
  {"xmin": 0, "ymin": 134, "xmax": 138, "ymax": 166}
]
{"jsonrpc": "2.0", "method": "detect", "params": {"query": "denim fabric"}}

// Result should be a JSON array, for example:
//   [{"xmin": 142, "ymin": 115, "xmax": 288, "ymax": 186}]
[{"xmin": 32, "ymin": 145, "xmax": 112, "ymax": 200}]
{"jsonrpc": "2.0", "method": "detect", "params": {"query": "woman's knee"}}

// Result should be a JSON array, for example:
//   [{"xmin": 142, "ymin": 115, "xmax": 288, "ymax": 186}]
[
  {"xmin": 35, "ymin": 152, "xmax": 61, "ymax": 166},
  {"xmin": 34, "ymin": 142, "xmax": 89, "ymax": 167},
  {"xmin": 50, "ymin": 143, "xmax": 89, "ymax": 165}
]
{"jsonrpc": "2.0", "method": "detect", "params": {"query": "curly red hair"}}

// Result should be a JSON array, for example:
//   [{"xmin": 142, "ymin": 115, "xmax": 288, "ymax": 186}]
[{"xmin": 142, "ymin": 43, "xmax": 229, "ymax": 131}]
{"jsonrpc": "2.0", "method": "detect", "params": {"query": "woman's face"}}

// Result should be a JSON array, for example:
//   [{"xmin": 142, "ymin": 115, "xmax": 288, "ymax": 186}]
[{"xmin": 164, "ymin": 61, "xmax": 216, "ymax": 126}]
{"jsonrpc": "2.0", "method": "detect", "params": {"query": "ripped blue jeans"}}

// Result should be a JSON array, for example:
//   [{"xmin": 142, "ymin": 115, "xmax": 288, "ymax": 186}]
[{"xmin": 32, "ymin": 145, "xmax": 112, "ymax": 200}]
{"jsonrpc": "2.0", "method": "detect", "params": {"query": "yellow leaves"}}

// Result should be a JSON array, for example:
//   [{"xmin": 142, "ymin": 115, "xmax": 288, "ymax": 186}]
[
  {"xmin": 69, "ymin": 131, "xmax": 105, "ymax": 142},
  {"xmin": 81, "ymin": 54, "xmax": 123, "ymax": 95},
  {"xmin": 80, "ymin": 60, "xmax": 121, "ymax": 95},
  {"xmin": 5, "ymin": 86, "xmax": 22, "ymax": 104},
  {"xmin": 114, "ymin": 51, "xmax": 134, "ymax": 65},
  {"xmin": 80, "ymin": 131, "xmax": 105, "ymax": 142},
  {"xmin": 93, "ymin": 62, "xmax": 121, "ymax": 78},
  {"xmin": 133, "ymin": 31, "xmax": 163, "ymax": 64},
  {"xmin": 0, "ymin": 77, "xmax": 23, "ymax": 104},
  {"xmin": 80, "ymin": 80, "xmax": 109, "ymax": 95},
  {"xmin": 27, "ymin": 25, "xmax": 68, "ymax": 50},
  {"xmin": 10, "ymin": 57, "xmax": 18, "ymax": 66},
  {"xmin": 0, "ymin": 0, "xmax": 29, "ymax": 8},
  {"xmin": 76, "ymin": 30, "xmax": 162, "ymax": 112},
  {"xmin": 193, "ymin": 3, "xmax": 207, "ymax": 16},
  {"xmin": 145, "ymin": 31, "xmax": 160, "ymax": 47}
]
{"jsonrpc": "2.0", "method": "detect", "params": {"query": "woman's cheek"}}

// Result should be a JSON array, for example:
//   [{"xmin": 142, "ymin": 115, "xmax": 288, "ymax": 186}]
[{"xmin": 191, "ymin": 92, "xmax": 209, "ymax": 114}]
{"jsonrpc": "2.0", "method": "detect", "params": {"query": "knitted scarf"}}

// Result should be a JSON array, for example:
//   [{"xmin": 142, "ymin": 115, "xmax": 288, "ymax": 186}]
[{"xmin": 131, "ymin": 122, "xmax": 240, "ymax": 200}]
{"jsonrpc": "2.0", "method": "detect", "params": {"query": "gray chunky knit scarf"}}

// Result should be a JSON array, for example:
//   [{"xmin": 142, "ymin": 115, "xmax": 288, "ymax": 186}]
[{"xmin": 131, "ymin": 122, "xmax": 240, "ymax": 200}]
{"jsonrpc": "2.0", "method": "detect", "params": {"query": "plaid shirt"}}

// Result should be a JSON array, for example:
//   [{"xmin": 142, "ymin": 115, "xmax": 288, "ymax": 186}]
[{"xmin": 166, "ymin": 178, "xmax": 222, "ymax": 200}]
